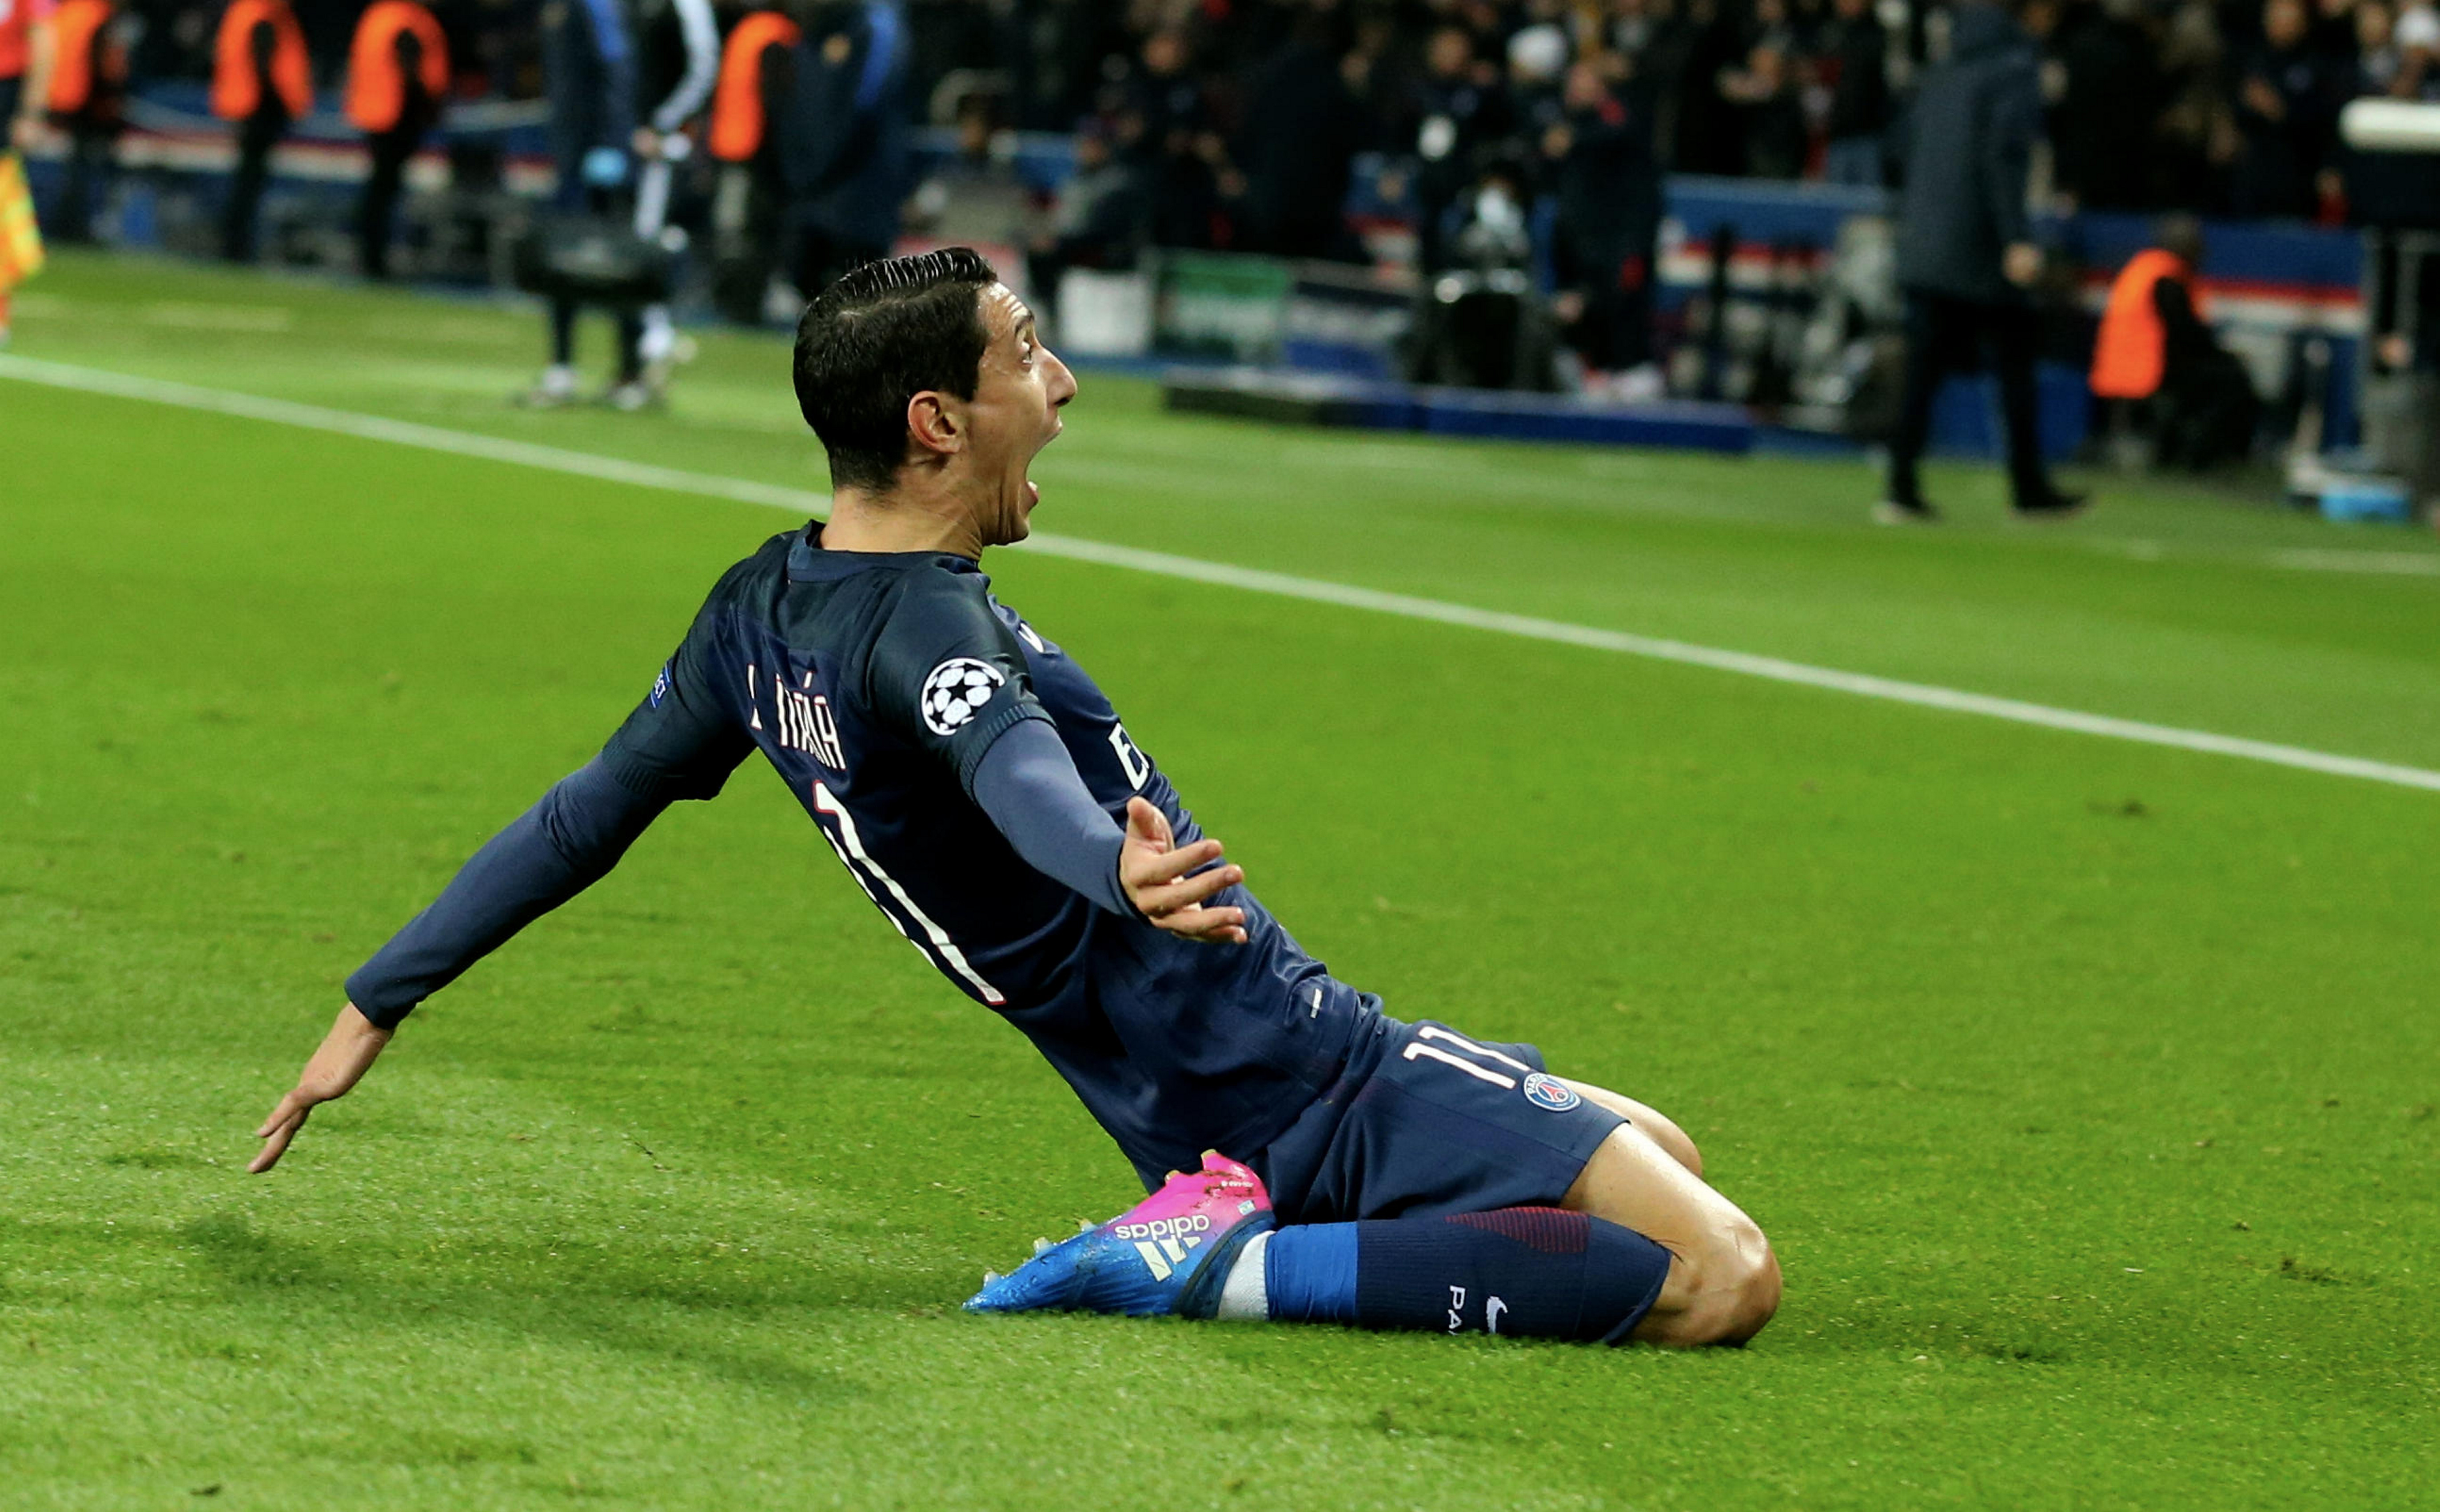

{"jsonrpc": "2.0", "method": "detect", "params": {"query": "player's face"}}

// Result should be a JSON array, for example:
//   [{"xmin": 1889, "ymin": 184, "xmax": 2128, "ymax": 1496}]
[{"xmin": 962, "ymin": 284, "xmax": 1076, "ymax": 547}]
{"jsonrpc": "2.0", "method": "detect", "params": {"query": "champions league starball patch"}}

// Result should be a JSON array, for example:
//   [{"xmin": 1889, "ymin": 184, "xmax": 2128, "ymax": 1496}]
[
  {"xmin": 1522, "ymin": 1072, "xmax": 1582, "ymax": 1113},
  {"xmin": 649, "ymin": 663, "xmax": 672, "ymax": 708},
  {"xmin": 920, "ymin": 657, "xmax": 1005, "ymax": 736}
]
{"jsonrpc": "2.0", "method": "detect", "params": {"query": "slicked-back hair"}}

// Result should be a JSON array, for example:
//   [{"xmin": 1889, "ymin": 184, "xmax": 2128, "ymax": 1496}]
[{"xmin": 793, "ymin": 248, "xmax": 1001, "ymax": 494}]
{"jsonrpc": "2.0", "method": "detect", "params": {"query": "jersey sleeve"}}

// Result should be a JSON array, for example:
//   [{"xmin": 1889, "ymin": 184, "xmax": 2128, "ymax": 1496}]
[
  {"xmin": 865, "ymin": 571, "xmax": 1053, "ymax": 794},
  {"xmin": 598, "ymin": 594, "xmax": 755, "ymax": 802}
]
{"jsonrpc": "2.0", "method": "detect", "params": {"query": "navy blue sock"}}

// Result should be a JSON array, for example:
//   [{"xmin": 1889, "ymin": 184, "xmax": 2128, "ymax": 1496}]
[{"xmin": 1264, "ymin": 1209, "xmax": 1671, "ymax": 1344}]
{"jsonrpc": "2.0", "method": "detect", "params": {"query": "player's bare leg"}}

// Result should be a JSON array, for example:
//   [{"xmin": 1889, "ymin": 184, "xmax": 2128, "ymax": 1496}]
[
  {"xmin": 1561, "ymin": 1117, "xmax": 1779, "ymax": 1348},
  {"xmin": 1557, "ymin": 1078, "xmax": 1702, "ymax": 1177}
]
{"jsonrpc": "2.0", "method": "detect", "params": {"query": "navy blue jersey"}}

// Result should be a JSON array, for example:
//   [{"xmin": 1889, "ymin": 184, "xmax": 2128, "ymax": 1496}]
[{"xmin": 601, "ymin": 527, "xmax": 1365, "ymax": 1181}]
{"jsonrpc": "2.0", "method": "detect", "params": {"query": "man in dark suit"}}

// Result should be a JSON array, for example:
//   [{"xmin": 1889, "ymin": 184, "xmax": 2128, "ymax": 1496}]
[{"xmin": 1881, "ymin": 0, "xmax": 2083, "ymax": 522}]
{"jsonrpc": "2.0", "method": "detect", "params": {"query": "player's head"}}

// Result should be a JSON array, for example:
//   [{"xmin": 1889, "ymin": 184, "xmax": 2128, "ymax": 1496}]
[{"xmin": 793, "ymin": 248, "xmax": 1076, "ymax": 547}]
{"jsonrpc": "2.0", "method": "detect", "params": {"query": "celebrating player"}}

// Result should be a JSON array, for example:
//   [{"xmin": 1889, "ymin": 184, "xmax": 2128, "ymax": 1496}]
[{"xmin": 249, "ymin": 250, "xmax": 1780, "ymax": 1348}]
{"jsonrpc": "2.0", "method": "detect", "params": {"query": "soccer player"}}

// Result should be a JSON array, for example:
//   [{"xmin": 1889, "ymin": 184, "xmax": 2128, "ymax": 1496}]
[{"xmin": 250, "ymin": 250, "xmax": 1781, "ymax": 1348}]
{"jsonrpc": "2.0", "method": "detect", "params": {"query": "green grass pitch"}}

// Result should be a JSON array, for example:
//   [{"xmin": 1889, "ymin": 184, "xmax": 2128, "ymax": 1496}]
[{"xmin": 4, "ymin": 252, "xmax": 2437, "ymax": 1508}]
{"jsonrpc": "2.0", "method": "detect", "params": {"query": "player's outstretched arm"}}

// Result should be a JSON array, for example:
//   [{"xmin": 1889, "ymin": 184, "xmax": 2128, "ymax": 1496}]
[
  {"xmin": 1120, "ymin": 796, "xmax": 1248, "ymax": 945},
  {"xmin": 249, "ymin": 1004, "xmax": 394, "ymax": 1173}
]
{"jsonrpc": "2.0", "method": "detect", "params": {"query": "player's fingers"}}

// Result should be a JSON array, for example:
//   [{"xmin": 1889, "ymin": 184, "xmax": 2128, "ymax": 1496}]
[
  {"xmin": 1155, "ymin": 906, "xmax": 1247, "ymax": 942},
  {"xmin": 253, "ymin": 1092, "xmax": 307, "ymax": 1141},
  {"xmin": 247, "ymin": 1108, "xmax": 308, "ymax": 1174},
  {"xmin": 1129, "ymin": 838, "xmax": 1223, "ymax": 886},
  {"xmin": 1135, "ymin": 864, "xmax": 1241, "ymax": 915}
]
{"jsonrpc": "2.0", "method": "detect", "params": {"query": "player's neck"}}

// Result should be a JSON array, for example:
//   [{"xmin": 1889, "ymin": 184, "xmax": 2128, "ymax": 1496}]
[{"xmin": 821, "ymin": 484, "xmax": 985, "ymax": 560}]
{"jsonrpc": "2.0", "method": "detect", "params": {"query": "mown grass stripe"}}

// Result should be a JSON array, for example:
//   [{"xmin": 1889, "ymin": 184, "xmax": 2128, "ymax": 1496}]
[{"xmin": 9, "ymin": 351, "xmax": 2437, "ymax": 795}]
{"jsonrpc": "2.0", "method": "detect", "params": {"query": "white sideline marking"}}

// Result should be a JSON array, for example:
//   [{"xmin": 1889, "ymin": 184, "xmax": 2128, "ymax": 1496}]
[{"xmin": 7, "ymin": 352, "xmax": 2439, "ymax": 795}]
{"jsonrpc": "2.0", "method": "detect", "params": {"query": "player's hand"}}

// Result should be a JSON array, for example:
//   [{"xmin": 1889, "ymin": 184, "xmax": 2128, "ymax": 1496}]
[
  {"xmin": 1120, "ymin": 796, "xmax": 1248, "ymax": 945},
  {"xmin": 249, "ymin": 1005, "xmax": 394, "ymax": 1174}
]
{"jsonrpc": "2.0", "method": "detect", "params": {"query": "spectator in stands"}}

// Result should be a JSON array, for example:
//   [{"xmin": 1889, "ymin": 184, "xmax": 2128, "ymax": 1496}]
[
  {"xmin": 2049, "ymin": 0, "xmax": 2161, "ymax": 211},
  {"xmin": 2232, "ymin": 0, "xmax": 2343, "ymax": 218},
  {"xmin": 773, "ymin": 0, "xmax": 909, "ymax": 297},
  {"xmin": 1544, "ymin": 57, "xmax": 1664, "ymax": 397},
  {"xmin": 1505, "ymin": 14, "xmax": 1572, "ymax": 148},
  {"xmin": 210, "ymin": 0, "xmax": 311, "ymax": 263},
  {"xmin": 1412, "ymin": 24, "xmax": 1510, "ymax": 271},
  {"xmin": 1125, "ymin": 27, "xmax": 1229, "ymax": 252},
  {"xmin": 1814, "ymin": 0, "xmax": 1890, "ymax": 186},
  {"xmin": 1718, "ymin": 0, "xmax": 1806, "ymax": 178},
  {"xmin": 1233, "ymin": 6, "xmax": 1363, "ymax": 259},
  {"xmin": 2396, "ymin": 0, "xmax": 2440, "ymax": 94},
  {"xmin": 346, "ymin": 0, "xmax": 449, "ymax": 280},
  {"xmin": 1026, "ymin": 117, "xmax": 1148, "ymax": 306},
  {"xmin": 43, "ymin": 0, "xmax": 123, "ymax": 245},
  {"xmin": 2352, "ymin": 0, "xmax": 2404, "ymax": 93},
  {"xmin": 1610, "ymin": 0, "xmax": 1701, "ymax": 170},
  {"xmin": 1882, "ymin": 0, "xmax": 2082, "ymax": 521},
  {"xmin": 2153, "ymin": 0, "xmax": 2238, "ymax": 209},
  {"xmin": 2089, "ymin": 215, "xmax": 2259, "ymax": 467}
]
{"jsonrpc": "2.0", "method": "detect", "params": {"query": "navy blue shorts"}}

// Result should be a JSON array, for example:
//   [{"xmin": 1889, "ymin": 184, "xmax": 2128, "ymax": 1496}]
[{"xmin": 1248, "ymin": 1012, "xmax": 1628, "ymax": 1226}]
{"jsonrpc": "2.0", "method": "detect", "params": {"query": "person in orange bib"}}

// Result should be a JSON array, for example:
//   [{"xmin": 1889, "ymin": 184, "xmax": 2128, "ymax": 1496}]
[
  {"xmin": 2089, "ymin": 216, "xmax": 2259, "ymax": 470},
  {"xmin": 210, "ymin": 0, "xmax": 311, "ymax": 263},
  {"xmin": 705, "ymin": 4, "xmax": 798, "ymax": 323},
  {"xmin": 346, "ymin": 0, "xmax": 447, "ymax": 279},
  {"xmin": 1, "ymin": 0, "xmax": 57, "ymax": 150},
  {"xmin": 0, "ymin": 0, "xmax": 57, "ymax": 347},
  {"xmin": 43, "ymin": 0, "xmax": 124, "ymax": 244}
]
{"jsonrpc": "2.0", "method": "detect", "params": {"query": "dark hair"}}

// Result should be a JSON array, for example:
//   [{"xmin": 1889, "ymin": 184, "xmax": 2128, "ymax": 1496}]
[{"xmin": 793, "ymin": 248, "xmax": 999, "ymax": 493}]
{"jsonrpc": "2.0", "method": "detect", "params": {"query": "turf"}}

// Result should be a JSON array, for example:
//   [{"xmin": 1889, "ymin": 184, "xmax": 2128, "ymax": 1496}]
[{"xmin": 3, "ymin": 252, "xmax": 2436, "ymax": 1508}]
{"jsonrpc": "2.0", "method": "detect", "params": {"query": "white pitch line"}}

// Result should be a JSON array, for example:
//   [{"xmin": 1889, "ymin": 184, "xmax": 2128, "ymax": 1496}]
[{"xmin": 8, "ymin": 351, "xmax": 2439, "ymax": 795}]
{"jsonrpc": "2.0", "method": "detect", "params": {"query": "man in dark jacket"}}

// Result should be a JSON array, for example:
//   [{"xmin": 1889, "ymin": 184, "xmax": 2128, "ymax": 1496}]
[
  {"xmin": 1545, "ymin": 60, "xmax": 1663, "ymax": 381},
  {"xmin": 773, "ymin": 0, "xmax": 907, "ymax": 298},
  {"xmin": 1232, "ymin": 9, "xmax": 1362, "ymax": 260},
  {"xmin": 1882, "ymin": 0, "xmax": 2082, "ymax": 521}
]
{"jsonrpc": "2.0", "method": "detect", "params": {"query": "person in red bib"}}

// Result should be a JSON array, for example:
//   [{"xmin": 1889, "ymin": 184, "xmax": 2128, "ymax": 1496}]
[
  {"xmin": 42, "ymin": 0, "xmax": 123, "ymax": 244},
  {"xmin": 2089, "ymin": 216, "xmax": 2259, "ymax": 471},
  {"xmin": 210, "ymin": 0, "xmax": 311, "ymax": 263},
  {"xmin": 346, "ymin": 0, "xmax": 447, "ymax": 279}
]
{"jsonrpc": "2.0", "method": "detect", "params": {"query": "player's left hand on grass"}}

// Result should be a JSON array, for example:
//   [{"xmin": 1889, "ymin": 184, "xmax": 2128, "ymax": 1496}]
[
  {"xmin": 249, "ymin": 1005, "xmax": 395, "ymax": 1173},
  {"xmin": 1121, "ymin": 796, "xmax": 1248, "ymax": 944}
]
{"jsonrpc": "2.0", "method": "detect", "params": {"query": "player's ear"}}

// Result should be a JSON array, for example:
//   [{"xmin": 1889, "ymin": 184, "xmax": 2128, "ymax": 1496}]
[{"xmin": 906, "ymin": 390, "xmax": 965, "ymax": 460}]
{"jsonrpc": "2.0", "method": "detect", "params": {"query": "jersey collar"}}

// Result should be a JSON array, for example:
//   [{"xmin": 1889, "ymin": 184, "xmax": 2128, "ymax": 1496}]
[{"xmin": 786, "ymin": 524, "xmax": 984, "ymax": 582}]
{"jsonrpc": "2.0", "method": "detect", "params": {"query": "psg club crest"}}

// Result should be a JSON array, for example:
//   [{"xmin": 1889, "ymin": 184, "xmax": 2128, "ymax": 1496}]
[
  {"xmin": 920, "ymin": 657, "xmax": 1005, "ymax": 736},
  {"xmin": 1522, "ymin": 1073, "xmax": 1581, "ymax": 1113}
]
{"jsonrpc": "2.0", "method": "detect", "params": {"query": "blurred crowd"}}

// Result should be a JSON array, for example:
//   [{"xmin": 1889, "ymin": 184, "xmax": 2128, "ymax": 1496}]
[{"xmin": 84, "ymin": 0, "xmax": 2440, "ymax": 237}]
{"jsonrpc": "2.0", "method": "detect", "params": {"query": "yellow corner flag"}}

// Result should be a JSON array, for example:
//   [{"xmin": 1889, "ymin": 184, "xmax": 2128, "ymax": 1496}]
[{"xmin": 0, "ymin": 152, "xmax": 46, "ymax": 291}]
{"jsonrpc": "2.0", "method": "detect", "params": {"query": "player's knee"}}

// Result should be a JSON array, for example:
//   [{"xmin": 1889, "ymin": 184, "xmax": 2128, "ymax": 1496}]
[
  {"xmin": 1639, "ymin": 1116, "xmax": 1703, "ymax": 1180},
  {"xmin": 1646, "ymin": 1221, "xmax": 1780, "ymax": 1348}
]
